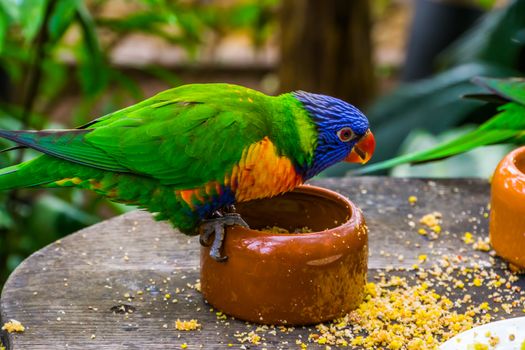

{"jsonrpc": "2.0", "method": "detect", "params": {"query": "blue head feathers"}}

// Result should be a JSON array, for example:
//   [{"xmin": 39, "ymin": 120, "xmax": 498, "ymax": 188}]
[{"xmin": 293, "ymin": 91, "xmax": 371, "ymax": 179}]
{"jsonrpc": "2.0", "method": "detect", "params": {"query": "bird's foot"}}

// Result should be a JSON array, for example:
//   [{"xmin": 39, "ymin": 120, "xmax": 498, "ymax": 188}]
[{"xmin": 199, "ymin": 213, "xmax": 249, "ymax": 262}]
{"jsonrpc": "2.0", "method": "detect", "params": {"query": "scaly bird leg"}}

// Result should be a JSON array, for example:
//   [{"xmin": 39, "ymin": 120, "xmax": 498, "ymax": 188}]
[
  {"xmin": 199, "ymin": 205, "xmax": 243, "ymax": 246},
  {"xmin": 199, "ymin": 210, "xmax": 222, "ymax": 247},
  {"xmin": 199, "ymin": 210, "xmax": 249, "ymax": 262}
]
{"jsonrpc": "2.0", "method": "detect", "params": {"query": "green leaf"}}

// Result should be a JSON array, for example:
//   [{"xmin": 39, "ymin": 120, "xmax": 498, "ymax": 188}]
[
  {"xmin": 109, "ymin": 70, "xmax": 144, "ymax": 101},
  {"xmin": 439, "ymin": 0, "xmax": 525, "ymax": 68},
  {"xmin": 357, "ymin": 102, "xmax": 525, "ymax": 174},
  {"xmin": 356, "ymin": 129, "xmax": 519, "ymax": 174},
  {"xmin": 144, "ymin": 66, "xmax": 182, "ymax": 87},
  {"xmin": 96, "ymin": 13, "xmax": 170, "ymax": 32},
  {"xmin": 477, "ymin": 0, "xmax": 496, "ymax": 10},
  {"xmin": 18, "ymin": 0, "xmax": 48, "ymax": 42},
  {"xmin": 0, "ymin": 0, "xmax": 18, "ymax": 52},
  {"xmin": 0, "ymin": 205, "xmax": 13, "ymax": 229},
  {"xmin": 229, "ymin": 3, "xmax": 261, "ymax": 28},
  {"xmin": 174, "ymin": 10, "xmax": 203, "ymax": 48},
  {"xmin": 75, "ymin": 1, "xmax": 108, "ymax": 95},
  {"xmin": 106, "ymin": 201, "xmax": 135, "ymax": 215},
  {"xmin": 391, "ymin": 127, "xmax": 512, "ymax": 178},
  {"xmin": 366, "ymin": 62, "xmax": 518, "ymax": 163},
  {"xmin": 0, "ymin": 108, "xmax": 22, "ymax": 129},
  {"xmin": 473, "ymin": 76, "xmax": 525, "ymax": 106},
  {"xmin": 480, "ymin": 102, "xmax": 525, "ymax": 132},
  {"xmin": 96, "ymin": 15, "xmax": 189, "ymax": 46},
  {"xmin": 6, "ymin": 254, "xmax": 23, "ymax": 272},
  {"xmin": 48, "ymin": 0, "xmax": 79, "ymax": 43},
  {"xmin": 71, "ymin": 95, "xmax": 102, "ymax": 126},
  {"xmin": 39, "ymin": 58, "xmax": 68, "ymax": 101},
  {"xmin": 30, "ymin": 194, "xmax": 98, "ymax": 236},
  {"xmin": 0, "ymin": 0, "xmax": 19, "ymax": 21},
  {"xmin": 4, "ymin": 192, "xmax": 101, "ymax": 259},
  {"xmin": 0, "ymin": 5, "xmax": 8, "ymax": 53}
]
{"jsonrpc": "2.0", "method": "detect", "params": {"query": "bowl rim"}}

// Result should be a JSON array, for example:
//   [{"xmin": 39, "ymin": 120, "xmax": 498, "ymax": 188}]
[
  {"xmin": 508, "ymin": 146, "xmax": 525, "ymax": 176},
  {"xmin": 494, "ymin": 146, "xmax": 525, "ymax": 185},
  {"xmin": 233, "ymin": 184, "xmax": 363, "ymax": 238}
]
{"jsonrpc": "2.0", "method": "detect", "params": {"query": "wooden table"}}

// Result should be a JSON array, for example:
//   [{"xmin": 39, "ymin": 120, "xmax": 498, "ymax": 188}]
[{"xmin": 1, "ymin": 177, "xmax": 524, "ymax": 349}]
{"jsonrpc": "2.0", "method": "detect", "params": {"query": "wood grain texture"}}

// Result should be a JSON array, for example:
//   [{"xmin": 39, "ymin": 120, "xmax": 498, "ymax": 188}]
[{"xmin": 1, "ymin": 177, "xmax": 524, "ymax": 349}]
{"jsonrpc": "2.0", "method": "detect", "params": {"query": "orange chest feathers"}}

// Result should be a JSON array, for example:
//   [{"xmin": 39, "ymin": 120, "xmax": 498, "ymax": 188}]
[{"xmin": 225, "ymin": 137, "xmax": 304, "ymax": 202}]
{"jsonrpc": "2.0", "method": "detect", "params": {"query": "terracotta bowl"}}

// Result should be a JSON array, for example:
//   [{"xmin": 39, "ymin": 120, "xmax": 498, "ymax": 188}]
[
  {"xmin": 200, "ymin": 185, "xmax": 368, "ymax": 325},
  {"xmin": 490, "ymin": 146, "xmax": 525, "ymax": 269}
]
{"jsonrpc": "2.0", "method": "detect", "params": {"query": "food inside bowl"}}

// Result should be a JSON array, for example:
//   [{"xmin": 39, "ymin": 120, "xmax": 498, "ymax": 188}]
[{"xmin": 260, "ymin": 226, "xmax": 314, "ymax": 234}]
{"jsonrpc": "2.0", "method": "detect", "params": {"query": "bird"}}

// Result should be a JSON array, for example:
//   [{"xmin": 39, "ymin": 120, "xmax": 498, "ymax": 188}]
[
  {"xmin": 0, "ymin": 83, "xmax": 375, "ymax": 261},
  {"xmin": 357, "ymin": 77, "xmax": 525, "ymax": 174}
]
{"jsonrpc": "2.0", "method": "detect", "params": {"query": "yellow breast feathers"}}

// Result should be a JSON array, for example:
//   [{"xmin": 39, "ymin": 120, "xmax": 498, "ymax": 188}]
[{"xmin": 226, "ymin": 137, "xmax": 303, "ymax": 202}]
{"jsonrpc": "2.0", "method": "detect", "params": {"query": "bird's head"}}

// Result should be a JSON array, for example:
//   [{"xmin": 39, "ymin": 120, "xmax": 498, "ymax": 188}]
[{"xmin": 293, "ymin": 91, "xmax": 375, "ymax": 178}]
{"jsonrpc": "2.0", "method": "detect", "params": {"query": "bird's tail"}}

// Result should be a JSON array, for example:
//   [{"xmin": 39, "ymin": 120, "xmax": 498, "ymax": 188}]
[
  {"xmin": 0, "ymin": 157, "xmax": 62, "ymax": 191},
  {"xmin": 0, "ymin": 127, "xmax": 113, "ymax": 191},
  {"xmin": 0, "ymin": 163, "xmax": 24, "ymax": 190}
]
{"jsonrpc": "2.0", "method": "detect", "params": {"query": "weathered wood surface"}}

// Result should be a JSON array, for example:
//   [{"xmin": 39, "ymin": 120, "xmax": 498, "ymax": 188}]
[{"xmin": 1, "ymin": 177, "xmax": 524, "ymax": 349}]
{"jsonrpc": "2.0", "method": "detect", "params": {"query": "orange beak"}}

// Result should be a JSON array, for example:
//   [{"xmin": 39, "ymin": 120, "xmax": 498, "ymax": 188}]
[{"xmin": 345, "ymin": 130, "xmax": 375, "ymax": 164}]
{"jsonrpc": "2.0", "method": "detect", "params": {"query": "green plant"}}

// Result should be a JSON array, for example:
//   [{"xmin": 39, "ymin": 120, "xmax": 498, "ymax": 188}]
[
  {"xmin": 0, "ymin": 0, "xmax": 278, "ymax": 285},
  {"xmin": 338, "ymin": 0, "xmax": 525, "ymax": 177},
  {"xmin": 357, "ymin": 77, "xmax": 525, "ymax": 175}
]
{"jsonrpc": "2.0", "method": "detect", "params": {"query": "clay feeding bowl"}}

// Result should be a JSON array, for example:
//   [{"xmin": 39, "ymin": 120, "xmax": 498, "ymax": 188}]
[
  {"xmin": 490, "ymin": 146, "xmax": 525, "ymax": 269},
  {"xmin": 200, "ymin": 185, "xmax": 368, "ymax": 325}
]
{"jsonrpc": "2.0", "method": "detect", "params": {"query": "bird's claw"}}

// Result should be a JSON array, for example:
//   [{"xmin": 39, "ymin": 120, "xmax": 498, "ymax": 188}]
[
  {"xmin": 222, "ymin": 213, "xmax": 249, "ymax": 228},
  {"xmin": 199, "ymin": 213, "xmax": 249, "ymax": 262}
]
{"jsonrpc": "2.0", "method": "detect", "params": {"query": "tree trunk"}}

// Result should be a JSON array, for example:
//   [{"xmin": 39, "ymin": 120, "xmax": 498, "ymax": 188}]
[{"xmin": 278, "ymin": 0, "xmax": 375, "ymax": 108}]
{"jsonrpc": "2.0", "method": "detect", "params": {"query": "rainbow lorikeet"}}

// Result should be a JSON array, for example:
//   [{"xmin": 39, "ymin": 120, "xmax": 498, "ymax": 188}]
[
  {"xmin": 358, "ymin": 77, "xmax": 525, "ymax": 174},
  {"xmin": 0, "ymin": 83, "xmax": 375, "ymax": 261}
]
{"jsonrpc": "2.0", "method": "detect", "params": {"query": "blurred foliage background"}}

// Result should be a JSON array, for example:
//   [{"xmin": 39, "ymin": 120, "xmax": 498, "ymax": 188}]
[
  {"xmin": 0, "ymin": 0, "xmax": 523, "ymax": 286},
  {"xmin": 0, "ymin": 0, "xmax": 279, "ymax": 285}
]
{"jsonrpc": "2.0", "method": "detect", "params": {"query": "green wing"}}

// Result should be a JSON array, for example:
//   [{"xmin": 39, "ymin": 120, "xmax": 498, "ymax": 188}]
[{"xmin": 1, "ymin": 84, "xmax": 271, "ymax": 188}]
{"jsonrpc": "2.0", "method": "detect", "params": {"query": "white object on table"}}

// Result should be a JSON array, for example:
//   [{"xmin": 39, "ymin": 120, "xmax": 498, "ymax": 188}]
[{"xmin": 440, "ymin": 317, "xmax": 525, "ymax": 350}]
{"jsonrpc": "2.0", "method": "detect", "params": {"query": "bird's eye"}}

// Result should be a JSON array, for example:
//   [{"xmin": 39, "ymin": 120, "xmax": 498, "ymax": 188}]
[{"xmin": 337, "ymin": 127, "xmax": 355, "ymax": 142}]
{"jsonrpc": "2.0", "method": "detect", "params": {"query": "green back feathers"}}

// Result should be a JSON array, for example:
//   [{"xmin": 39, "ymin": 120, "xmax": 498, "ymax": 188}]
[
  {"xmin": 272, "ymin": 93, "xmax": 318, "ymax": 170},
  {"xmin": 0, "ymin": 129, "xmax": 128, "ymax": 172},
  {"xmin": 0, "ymin": 84, "xmax": 319, "ymax": 190}
]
